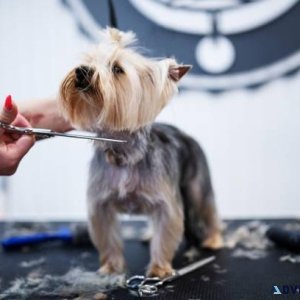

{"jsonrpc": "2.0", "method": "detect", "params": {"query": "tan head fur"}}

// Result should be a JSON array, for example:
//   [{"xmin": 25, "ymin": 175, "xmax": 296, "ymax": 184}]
[{"xmin": 59, "ymin": 28, "xmax": 191, "ymax": 132}]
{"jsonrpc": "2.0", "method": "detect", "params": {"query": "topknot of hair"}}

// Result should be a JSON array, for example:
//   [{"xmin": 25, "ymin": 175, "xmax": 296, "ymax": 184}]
[{"xmin": 100, "ymin": 27, "xmax": 137, "ymax": 48}]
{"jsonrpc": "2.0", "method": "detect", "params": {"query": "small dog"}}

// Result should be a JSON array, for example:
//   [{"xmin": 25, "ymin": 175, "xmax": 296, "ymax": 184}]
[{"xmin": 59, "ymin": 28, "xmax": 223, "ymax": 278}]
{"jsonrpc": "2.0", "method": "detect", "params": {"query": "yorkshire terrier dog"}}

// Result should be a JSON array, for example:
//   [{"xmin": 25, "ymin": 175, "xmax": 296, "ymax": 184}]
[{"xmin": 59, "ymin": 28, "xmax": 223, "ymax": 278}]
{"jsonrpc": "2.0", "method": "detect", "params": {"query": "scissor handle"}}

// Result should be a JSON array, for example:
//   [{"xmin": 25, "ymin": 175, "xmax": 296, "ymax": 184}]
[
  {"xmin": 126, "ymin": 275, "xmax": 146, "ymax": 290},
  {"xmin": 138, "ymin": 284, "xmax": 158, "ymax": 296},
  {"xmin": 126, "ymin": 275, "xmax": 162, "ymax": 288},
  {"xmin": 0, "ymin": 122, "xmax": 53, "ymax": 141},
  {"xmin": 126, "ymin": 275, "xmax": 161, "ymax": 296}
]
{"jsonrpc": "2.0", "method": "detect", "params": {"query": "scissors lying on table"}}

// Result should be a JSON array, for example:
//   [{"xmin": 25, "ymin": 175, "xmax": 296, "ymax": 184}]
[
  {"xmin": 126, "ymin": 256, "xmax": 215, "ymax": 297},
  {"xmin": 0, "ymin": 121, "xmax": 126, "ymax": 143}
]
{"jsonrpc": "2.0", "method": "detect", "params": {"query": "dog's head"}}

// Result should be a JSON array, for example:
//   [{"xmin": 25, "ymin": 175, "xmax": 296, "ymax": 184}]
[{"xmin": 59, "ymin": 28, "xmax": 191, "ymax": 131}]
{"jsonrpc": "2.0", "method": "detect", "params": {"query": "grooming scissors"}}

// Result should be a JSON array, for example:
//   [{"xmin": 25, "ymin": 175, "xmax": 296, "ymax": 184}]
[
  {"xmin": 126, "ymin": 256, "xmax": 215, "ymax": 296},
  {"xmin": 0, "ymin": 121, "xmax": 126, "ymax": 143}
]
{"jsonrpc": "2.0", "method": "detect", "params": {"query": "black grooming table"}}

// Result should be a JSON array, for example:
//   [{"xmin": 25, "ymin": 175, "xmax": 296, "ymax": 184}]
[{"xmin": 0, "ymin": 220, "xmax": 299, "ymax": 300}]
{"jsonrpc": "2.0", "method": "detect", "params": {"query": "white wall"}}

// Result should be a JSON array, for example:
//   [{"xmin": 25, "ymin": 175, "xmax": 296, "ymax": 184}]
[
  {"xmin": 0, "ymin": 0, "xmax": 92, "ymax": 220},
  {"xmin": 0, "ymin": 0, "xmax": 299, "ymax": 220}
]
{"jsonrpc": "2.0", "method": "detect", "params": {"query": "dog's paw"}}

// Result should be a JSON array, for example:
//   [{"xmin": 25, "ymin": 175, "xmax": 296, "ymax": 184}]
[
  {"xmin": 98, "ymin": 261, "xmax": 125, "ymax": 275},
  {"xmin": 202, "ymin": 232, "xmax": 224, "ymax": 250},
  {"xmin": 147, "ymin": 263, "xmax": 175, "ymax": 279}
]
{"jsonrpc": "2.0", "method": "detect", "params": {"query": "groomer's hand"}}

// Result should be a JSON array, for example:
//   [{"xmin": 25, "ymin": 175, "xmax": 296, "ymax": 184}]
[
  {"xmin": 21, "ymin": 99, "xmax": 73, "ymax": 132},
  {"xmin": 0, "ymin": 95, "xmax": 35, "ymax": 175}
]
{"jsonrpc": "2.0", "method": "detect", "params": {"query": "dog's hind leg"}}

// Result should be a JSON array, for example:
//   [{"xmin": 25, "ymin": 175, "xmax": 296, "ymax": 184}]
[
  {"xmin": 180, "ymin": 138, "xmax": 223, "ymax": 250},
  {"xmin": 183, "ymin": 175, "xmax": 223, "ymax": 250},
  {"xmin": 198, "ymin": 193, "xmax": 223, "ymax": 250}
]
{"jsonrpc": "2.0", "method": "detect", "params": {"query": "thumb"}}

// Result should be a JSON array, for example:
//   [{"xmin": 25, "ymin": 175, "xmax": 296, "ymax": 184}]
[
  {"xmin": 0, "ymin": 95, "xmax": 18, "ymax": 124},
  {"xmin": 13, "ymin": 134, "xmax": 35, "ymax": 159}
]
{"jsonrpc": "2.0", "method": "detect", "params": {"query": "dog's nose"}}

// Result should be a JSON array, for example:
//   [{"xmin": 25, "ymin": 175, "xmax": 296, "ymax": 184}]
[{"xmin": 75, "ymin": 66, "xmax": 94, "ymax": 90}]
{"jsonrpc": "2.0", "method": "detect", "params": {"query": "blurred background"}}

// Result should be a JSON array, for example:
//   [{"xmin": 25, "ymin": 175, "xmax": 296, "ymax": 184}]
[{"xmin": 0, "ymin": 0, "xmax": 300, "ymax": 220}]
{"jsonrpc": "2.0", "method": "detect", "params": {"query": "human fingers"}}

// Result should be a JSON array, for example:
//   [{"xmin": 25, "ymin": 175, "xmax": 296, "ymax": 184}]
[
  {"xmin": 13, "ymin": 134, "xmax": 35, "ymax": 159},
  {"xmin": 0, "ymin": 95, "xmax": 18, "ymax": 124}
]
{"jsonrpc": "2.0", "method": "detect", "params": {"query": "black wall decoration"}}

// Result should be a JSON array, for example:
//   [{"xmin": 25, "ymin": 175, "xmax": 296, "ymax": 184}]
[{"xmin": 61, "ymin": 0, "xmax": 300, "ymax": 92}]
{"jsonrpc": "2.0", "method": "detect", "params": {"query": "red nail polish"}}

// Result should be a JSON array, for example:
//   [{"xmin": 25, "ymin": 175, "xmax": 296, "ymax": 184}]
[{"xmin": 4, "ymin": 95, "xmax": 13, "ymax": 111}]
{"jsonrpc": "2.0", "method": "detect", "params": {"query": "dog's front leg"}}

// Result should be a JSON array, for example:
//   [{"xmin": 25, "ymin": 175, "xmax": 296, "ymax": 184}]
[
  {"xmin": 88, "ymin": 202, "xmax": 125, "ymax": 274},
  {"xmin": 147, "ymin": 199, "xmax": 184, "ymax": 278}
]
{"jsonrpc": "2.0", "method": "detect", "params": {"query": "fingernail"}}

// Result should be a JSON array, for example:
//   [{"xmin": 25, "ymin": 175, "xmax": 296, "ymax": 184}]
[{"xmin": 4, "ymin": 95, "xmax": 13, "ymax": 111}]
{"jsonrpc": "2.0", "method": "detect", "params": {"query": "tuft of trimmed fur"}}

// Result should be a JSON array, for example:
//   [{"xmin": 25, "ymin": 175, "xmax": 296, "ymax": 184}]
[{"xmin": 100, "ymin": 27, "xmax": 137, "ymax": 47}]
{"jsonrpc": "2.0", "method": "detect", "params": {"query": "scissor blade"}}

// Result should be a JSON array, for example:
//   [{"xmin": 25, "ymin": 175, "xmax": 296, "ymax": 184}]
[
  {"xmin": 176, "ymin": 256, "xmax": 215, "ymax": 277},
  {"xmin": 0, "ymin": 121, "xmax": 126, "ymax": 143},
  {"xmin": 32, "ymin": 129, "xmax": 127, "ymax": 143}
]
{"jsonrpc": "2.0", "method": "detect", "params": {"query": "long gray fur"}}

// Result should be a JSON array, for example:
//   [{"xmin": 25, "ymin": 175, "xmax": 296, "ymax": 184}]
[{"xmin": 88, "ymin": 123, "xmax": 217, "ymax": 246}]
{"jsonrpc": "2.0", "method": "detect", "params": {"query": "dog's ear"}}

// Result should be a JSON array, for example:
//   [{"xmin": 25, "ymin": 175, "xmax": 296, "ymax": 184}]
[{"xmin": 169, "ymin": 65, "xmax": 192, "ymax": 82}]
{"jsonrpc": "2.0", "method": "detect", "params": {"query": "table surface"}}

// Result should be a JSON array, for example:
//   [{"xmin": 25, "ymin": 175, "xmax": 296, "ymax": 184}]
[{"xmin": 0, "ymin": 220, "xmax": 299, "ymax": 300}]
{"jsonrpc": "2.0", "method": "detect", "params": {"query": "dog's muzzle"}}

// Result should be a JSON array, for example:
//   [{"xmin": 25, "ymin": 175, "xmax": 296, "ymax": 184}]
[{"xmin": 75, "ymin": 66, "xmax": 94, "ymax": 90}]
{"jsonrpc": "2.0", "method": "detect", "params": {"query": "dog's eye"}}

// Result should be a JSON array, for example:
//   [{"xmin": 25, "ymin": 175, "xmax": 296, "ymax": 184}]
[{"xmin": 112, "ymin": 65, "xmax": 124, "ymax": 74}]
